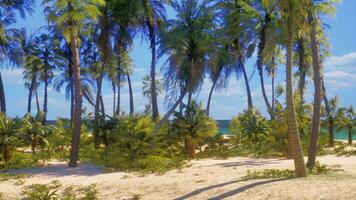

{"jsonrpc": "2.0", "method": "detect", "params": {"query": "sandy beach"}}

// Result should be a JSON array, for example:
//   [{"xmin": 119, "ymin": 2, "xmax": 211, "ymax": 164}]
[{"xmin": 1, "ymin": 155, "xmax": 356, "ymax": 200}]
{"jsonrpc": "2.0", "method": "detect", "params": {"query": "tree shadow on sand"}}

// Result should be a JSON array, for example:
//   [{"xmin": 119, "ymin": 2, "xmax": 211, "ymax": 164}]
[
  {"xmin": 5, "ymin": 162, "xmax": 104, "ymax": 177},
  {"xmin": 175, "ymin": 177, "xmax": 293, "ymax": 200},
  {"xmin": 210, "ymin": 159, "xmax": 282, "ymax": 168}
]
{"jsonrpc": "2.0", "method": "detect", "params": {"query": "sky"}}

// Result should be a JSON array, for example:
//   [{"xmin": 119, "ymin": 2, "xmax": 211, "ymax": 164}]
[{"xmin": 1, "ymin": 0, "xmax": 356, "ymax": 120}]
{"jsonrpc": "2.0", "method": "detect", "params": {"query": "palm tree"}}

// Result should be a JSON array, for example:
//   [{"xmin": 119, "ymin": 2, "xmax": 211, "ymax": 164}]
[
  {"xmin": 339, "ymin": 106, "xmax": 356, "ymax": 145},
  {"xmin": 0, "ymin": 113, "xmax": 20, "ymax": 162},
  {"xmin": 206, "ymin": 34, "xmax": 234, "ymax": 115},
  {"xmin": 171, "ymin": 101, "xmax": 217, "ymax": 159},
  {"xmin": 306, "ymin": 0, "xmax": 337, "ymax": 169},
  {"xmin": 142, "ymin": 74, "xmax": 163, "ymax": 114},
  {"xmin": 33, "ymin": 33, "xmax": 62, "ymax": 123},
  {"xmin": 279, "ymin": 0, "xmax": 308, "ymax": 177},
  {"xmin": 22, "ymin": 112, "xmax": 49, "ymax": 154},
  {"xmin": 44, "ymin": 0, "xmax": 104, "ymax": 167},
  {"xmin": 139, "ymin": 0, "xmax": 168, "ymax": 120},
  {"xmin": 0, "ymin": 0, "xmax": 34, "ymax": 113},
  {"xmin": 158, "ymin": 0, "xmax": 215, "ymax": 129},
  {"xmin": 111, "ymin": 0, "xmax": 140, "ymax": 116},
  {"xmin": 221, "ymin": 0, "xmax": 259, "ymax": 109}
]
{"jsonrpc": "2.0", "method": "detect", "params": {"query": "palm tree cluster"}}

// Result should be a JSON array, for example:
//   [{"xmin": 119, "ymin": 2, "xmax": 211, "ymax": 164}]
[{"xmin": 1, "ymin": 0, "xmax": 353, "ymax": 178}]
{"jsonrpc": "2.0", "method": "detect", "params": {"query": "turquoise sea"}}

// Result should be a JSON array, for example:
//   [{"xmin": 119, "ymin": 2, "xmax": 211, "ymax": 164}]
[{"xmin": 216, "ymin": 120, "xmax": 354, "ymax": 140}]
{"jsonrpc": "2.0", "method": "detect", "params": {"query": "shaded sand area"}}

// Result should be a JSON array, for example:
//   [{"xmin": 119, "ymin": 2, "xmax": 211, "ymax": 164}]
[{"xmin": 1, "ymin": 155, "xmax": 356, "ymax": 199}]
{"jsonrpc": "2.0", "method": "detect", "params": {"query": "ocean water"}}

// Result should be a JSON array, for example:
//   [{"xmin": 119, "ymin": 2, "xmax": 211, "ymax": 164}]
[{"xmin": 216, "ymin": 120, "xmax": 355, "ymax": 140}]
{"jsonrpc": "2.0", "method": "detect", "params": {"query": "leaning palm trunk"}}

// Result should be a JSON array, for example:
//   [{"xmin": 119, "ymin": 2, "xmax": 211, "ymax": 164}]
[
  {"xmin": 35, "ymin": 90, "xmax": 41, "ymax": 113},
  {"xmin": 206, "ymin": 78, "xmax": 217, "ymax": 115},
  {"xmin": 94, "ymin": 74, "xmax": 104, "ymax": 148},
  {"xmin": 155, "ymin": 90, "xmax": 187, "ymax": 132},
  {"xmin": 69, "ymin": 37, "xmax": 83, "ymax": 168},
  {"xmin": 297, "ymin": 39, "xmax": 306, "ymax": 105},
  {"xmin": 239, "ymin": 57, "xmax": 253, "ymax": 109},
  {"xmin": 0, "ymin": 72, "xmax": 6, "ymax": 113},
  {"xmin": 286, "ymin": 39, "xmax": 307, "ymax": 177},
  {"xmin": 306, "ymin": 16, "xmax": 322, "ymax": 169},
  {"xmin": 127, "ymin": 73, "xmax": 134, "ymax": 115}
]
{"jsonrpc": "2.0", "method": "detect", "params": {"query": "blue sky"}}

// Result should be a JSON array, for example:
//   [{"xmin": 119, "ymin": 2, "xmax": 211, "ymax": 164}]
[{"xmin": 2, "ymin": 0, "xmax": 356, "ymax": 120}]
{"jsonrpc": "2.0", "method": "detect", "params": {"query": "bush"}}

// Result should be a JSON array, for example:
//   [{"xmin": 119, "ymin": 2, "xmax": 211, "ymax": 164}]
[
  {"xmin": 243, "ymin": 169, "xmax": 296, "ymax": 180},
  {"xmin": 0, "ymin": 152, "xmax": 39, "ymax": 170},
  {"xmin": 138, "ymin": 155, "xmax": 185, "ymax": 175}
]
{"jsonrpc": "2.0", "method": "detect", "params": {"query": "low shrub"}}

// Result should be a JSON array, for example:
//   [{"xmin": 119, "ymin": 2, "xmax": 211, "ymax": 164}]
[
  {"xmin": 0, "ymin": 152, "xmax": 39, "ymax": 170},
  {"xmin": 243, "ymin": 169, "xmax": 296, "ymax": 180},
  {"xmin": 138, "ymin": 155, "xmax": 186, "ymax": 175}
]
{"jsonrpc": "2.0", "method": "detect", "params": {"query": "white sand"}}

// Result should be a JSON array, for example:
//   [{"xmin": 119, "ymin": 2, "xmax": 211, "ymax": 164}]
[{"xmin": 1, "ymin": 155, "xmax": 356, "ymax": 200}]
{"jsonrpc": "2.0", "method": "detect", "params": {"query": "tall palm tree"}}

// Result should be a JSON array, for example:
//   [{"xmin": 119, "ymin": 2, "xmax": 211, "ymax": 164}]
[
  {"xmin": 221, "ymin": 0, "xmax": 258, "ymax": 109},
  {"xmin": 158, "ymin": 0, "xmax": 215, "ymax": 128},
  {"xmin": 0, "ymin": 0, "xmax": 34, "ymax": 113},
  {"xmin": 33, "ymin": 33, "xmax": 62, "ymax": 123},
  {"xmin": 206, "ymin": 34, "xmax": 234, "ymax": 115},
  {"xmin": 44, "ymin": 0, "xmax": 104, "ymax": 167},
  {"xmin": 306, "ymin": 0, "xmax": 337, "ymax": 169},
  {"xmin": 22, "ymin": 112, "xmax": 49, "ymax": 154},
  {"xmin": 140, "ymin": 0, "xmax": 168, "ymax": 120},
  {"xmin": 279, "ymin": 0, "xmax": 308, "ymax": 177},
  {"xmin": 111, "ymin": 0, "xmax": 140, "ymax": 116}
]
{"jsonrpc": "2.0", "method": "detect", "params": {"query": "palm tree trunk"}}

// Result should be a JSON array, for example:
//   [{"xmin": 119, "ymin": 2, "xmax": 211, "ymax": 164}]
[
  {"xmin": 148, "ymin": 23, "xmax": 159, "ymax": 120},
  {"xmin": 187, "ymin": 91, "xmax": 193, "ymax": 108},
  {"xmin": 240, "ymin": 59, "xmax": 253, "ymax": 109},
  {"xmin": 328, "ymin": 119, "xmax": 335, "ymax": 147},
  {"xmin": 322, "ymin": 78, "xmax": 334, "ymax": 147},
  {"xmin": 112, "ymin": 81, "xmax": 116, "ymax": 116},
  {"xmin": 94, "ymin": 77, "xmax": 103, "ymax": 148},
  {"xmin": 43, "ymin": 68, "xmax": 49, "ymax": 123},
  {"xmin": 271, "ymin": 73, "xmax": 275, "ymax": 117},
  {"xmin": 257, "ymin": 16, "xmax": 272, "ymax": 118},
  {"xmin": 0, "ymin": 72, "xmax": 6, "ymax": 113},
  {"xmin": 27, "ymin": 76, "xmax": 36, "ymax": 113},
  {"xmin": 116, "ymin": 82, "xmax": 121, "ymax": 115},
  {"xmin": 306, "ymin": 19, "xmax": 322, "ymax": 169},
  {"xmin": 259, "ymin": 67, "xmax": 272, "ymax": 118},
  {"xmin": 297, "ymin": 39, "xmax": 306, "ymax": 105},
  {"xmin": 35, "ymin": 89, "xmax": 41, "ymax": 113},
  {"xmin": 70, "ymin": 84, "xmax": 74, "ymax": 127},
  {"xmin": 31, "ymin": 133, "xmax": 37, "ymax": 155},
  {"xmin": 207, "ymin": 79, "xmax": 217, "ymax": 115},
  {"xmin": 155, "ymin": 90, "xmax": 187, "ymax": 132},
  {"xmin": 127, "ymin": 73, "xmax": 134, "ymax": 115},
  {"xmin": 348, "ymin": 125, "xmax": 353, "ymax": 145},
  {"xmin": 2, "ymin": 144, "xmax": 9, "ymax": 162},
  {"xmin": 286, "ymin": 38, "xmax": 307, "ymax": 177},
  {"xmin": 69, "ymin": 37, "xmax": 83, "ymax": 168}
]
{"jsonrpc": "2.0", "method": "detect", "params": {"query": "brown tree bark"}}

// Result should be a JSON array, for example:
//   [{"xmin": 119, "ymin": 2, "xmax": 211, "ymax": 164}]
[
  {"xmin": 0, "ymin": 72, "xmax": 6, "ymax": 113},
  {"xmin": 306, "ymin": 13, "xmax": 322, "ymax": 169},
  {"xmin": 68, "ymin": 37, "xmax": 83, "ymax": 168},
  {"xmin": 286, "ymin": 38, "xmax": 307, "ymax": 177}
]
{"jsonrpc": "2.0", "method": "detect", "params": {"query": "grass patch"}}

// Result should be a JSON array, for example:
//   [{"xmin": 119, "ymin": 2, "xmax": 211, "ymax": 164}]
[{"xmin": 0, "ymin": 173, "xmax": 31, "ymax": 182}]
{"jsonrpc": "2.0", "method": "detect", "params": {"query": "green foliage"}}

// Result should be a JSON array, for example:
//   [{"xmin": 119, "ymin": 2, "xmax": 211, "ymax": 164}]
[
  {"xmin": 23, "ymin": 180, "xmax": 99, "ymax": 200},
  {"xmin": 0, "ymin": 152, "xmax": 39, "ymax": 170},
  {"xmin": 308, "ymin": 161, "xmax": 332, "ymax": 175},
  {"xmin": 0, "ymin": 113, "xmax": 22, "ymax": 162},
  {"xmin": 230, "ymin": 108, "xmax": 270, "ymax": 144},
  {"xmin": 244, "ymin": 169, "xmax": 296, "ymax": 180},
  {"xmin": 138, "ymin": 156, "xmax": 185, "ymax": 175},
  {"xmin": 0, "ymin": 173, "xmax": 31, "ymax": 182},
  {"xmin": 171, "ymin": 101, "xmax": 217, "ymax": 158}
]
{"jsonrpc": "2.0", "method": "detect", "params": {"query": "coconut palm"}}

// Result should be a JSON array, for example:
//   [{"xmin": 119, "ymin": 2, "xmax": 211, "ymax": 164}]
[
  {"xmin": 306, "ymin": 0, "xmax": 337, "ymax": 169},
  {"xmin": 171, "ymin": 101, "xmax": 217, "ymax": 159},
  {"xmin": 138, "ymin": 0, "xmax": 168, "ymax": 120},
  {"xmin": 0, "ymin": 0, "xmax": 34, "ymax": 113},
  {"xmin": 142, "ymin": 74, "xmax": 163, "ymax": 115},
  {"xmin": 22, "ymin": 112, "xmax": 49, "ymax": 154},
  {"xmin": 111, "ymin": 0, "xmax": 140, "ymax": 116},
  {"xmin": 32, "ymin": 33, "xmax": 63, "ymax": 122},
  {"xmin": 0, "ymin": 113, "xmax": 20, "ymax": 162},
  {"xmin": 206, "ymin": 34, "xmax": 234, "ymax": 115},
  {"xmin": 339, "ymin": 106, "xmax": 356, "ymax": 145},
  {"xmin": 279, "ymin": 0, "xmax": 308, "ymax": 177},
  {"xmin": 44, "ymin": 0, "xmax": 104, "ymax": 167},
  {"xmin": 158, "ymin": 0, "xmax": 215, "ymax": 129},
  {"xmin": 221, "ymin": 0, "xmax": 258, "ymax": 109}
]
